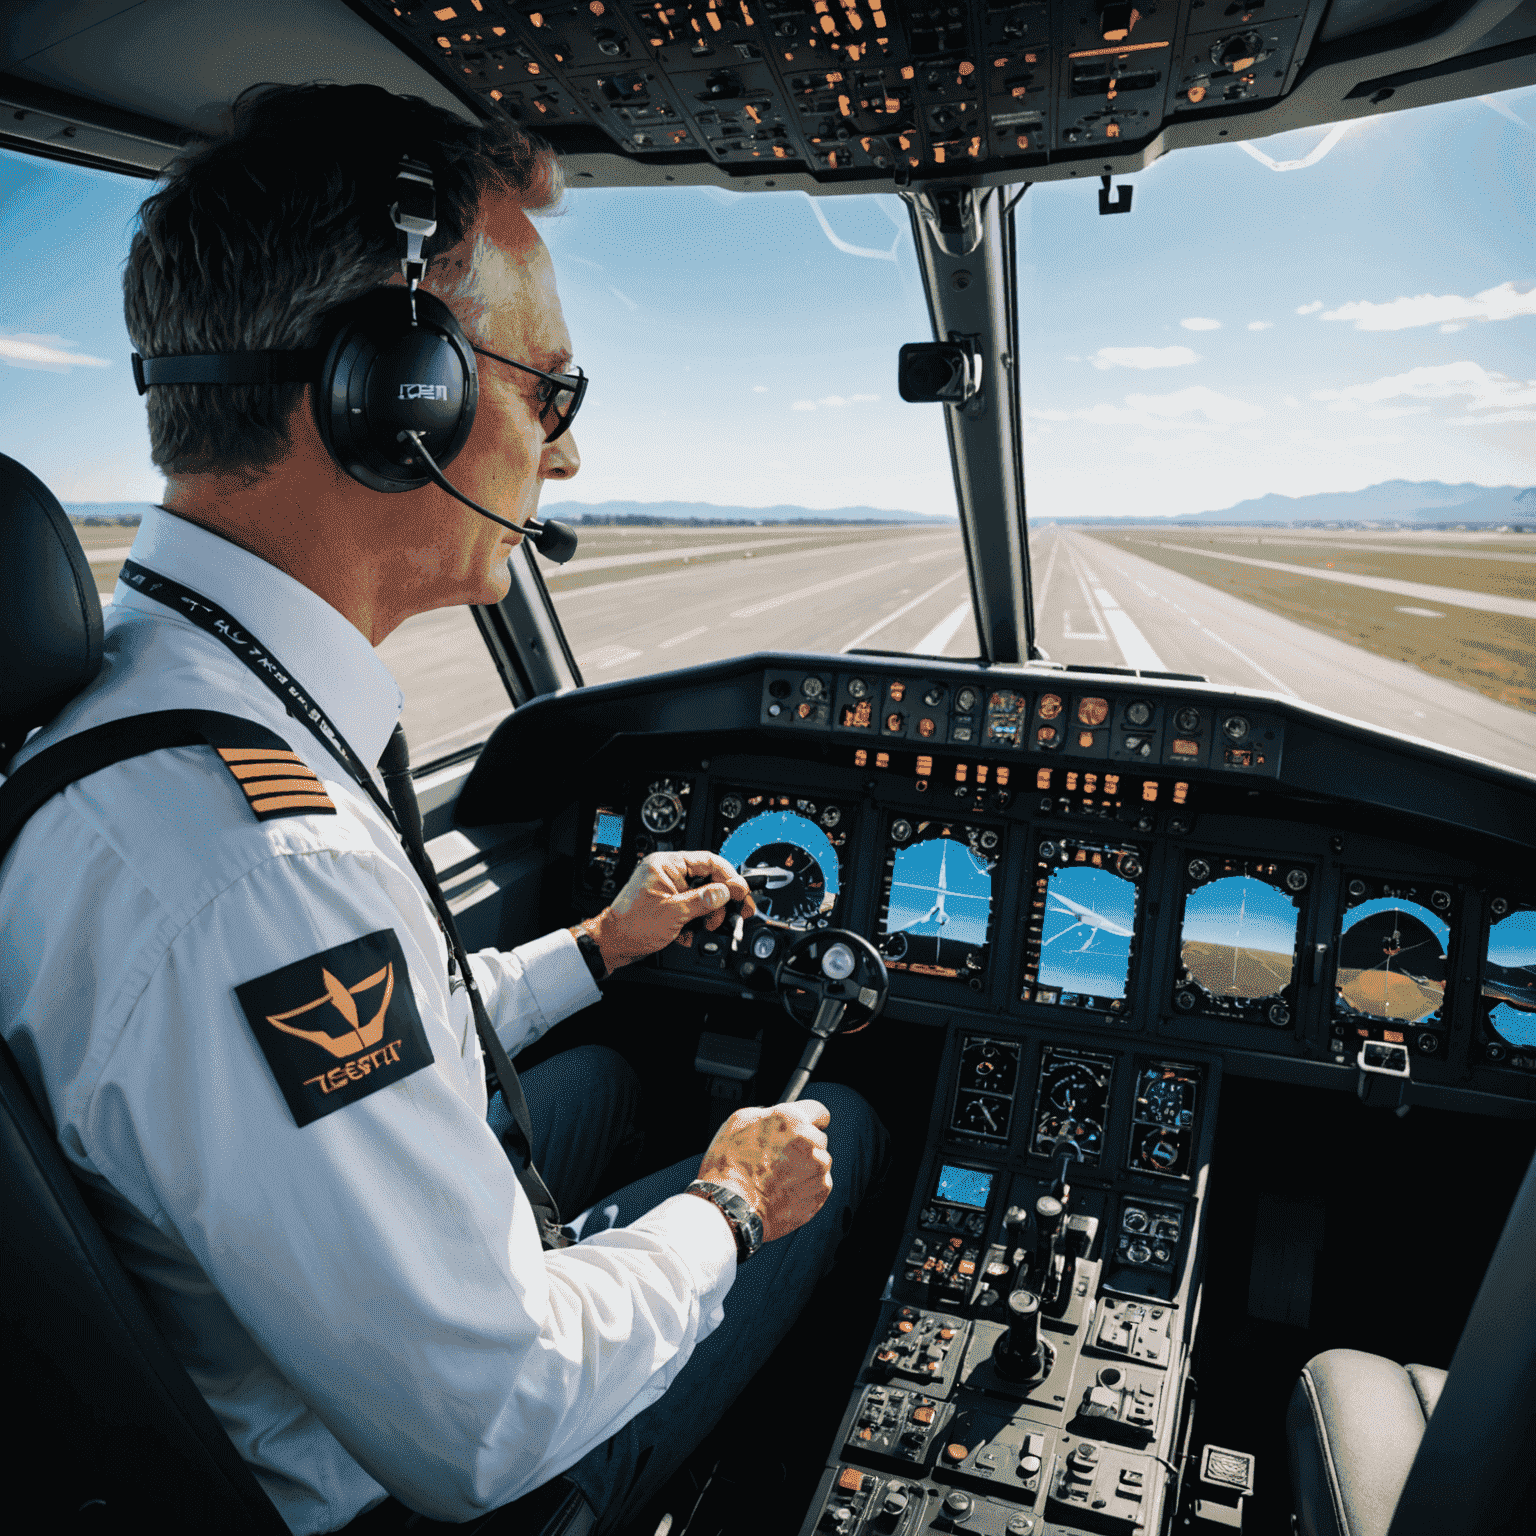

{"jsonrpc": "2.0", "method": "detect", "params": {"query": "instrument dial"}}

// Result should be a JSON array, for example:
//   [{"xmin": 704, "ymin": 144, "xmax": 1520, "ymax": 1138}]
[{"xmin": 641, "ymin": 787, "xmax": 685, "ymax": 834}]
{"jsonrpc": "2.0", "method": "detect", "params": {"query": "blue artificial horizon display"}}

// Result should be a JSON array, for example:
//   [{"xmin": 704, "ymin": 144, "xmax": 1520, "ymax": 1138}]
[
  {"xmin": 883, "ymin": 836, "xmax": 992, "ymax": 949},
  {"xmin": 1038, "ymin": 865, "xmax": 1138, "ymax": 1000},
  {"xmin": 1486, "ymin": 907, "xmax": 1536, "ymax": 1047},
  {"xmin": 935, "ymin": 1164, "xmax": 993, "ymax": 1209},
  {"xmin": 1181, "ymin": 875, "xmax": 1299, "ymax": 998},
  {"xmin": 593, "ymin": 812, "xmax": 625, "ymax": 849}
]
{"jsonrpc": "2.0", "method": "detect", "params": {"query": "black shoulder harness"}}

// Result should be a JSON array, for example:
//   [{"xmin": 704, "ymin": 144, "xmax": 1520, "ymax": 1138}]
[{"xmin": 0, "ymin": 709, "xmax": 335, "ymax": 867}]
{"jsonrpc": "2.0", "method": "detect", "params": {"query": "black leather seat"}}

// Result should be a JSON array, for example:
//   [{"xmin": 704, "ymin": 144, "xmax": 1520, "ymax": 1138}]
[
  {"xmin": 0, "ymin": 453, "xmax": 591, "ymax": 1535},
  {"xmin": 1284, "ymin": 1139, "xmax": 1536, "ymax": 1536},
  {"xmin": 1287, "ymin": 1350, "xmax": 1446, "ymax": 1536}
]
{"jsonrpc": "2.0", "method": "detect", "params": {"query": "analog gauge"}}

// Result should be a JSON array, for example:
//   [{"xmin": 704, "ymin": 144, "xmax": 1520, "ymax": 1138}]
[
  {"xmin": 1126, "ymin": 700, "xmax": 1153, "ymax": 727},
  {"xmin": 1126, "ymin": 1240, "xmax": 1152, "ymax": 1266},
  {"xmin": 641, "ymin": 789, "xmax": 684, "ymax": 834},
  {"xmin": 720, "ymin": 793, "xmax": 744, "ymax": 821},
  {"xmin": 1046, "ymin": 1059, "xmax": 1104, "ymax": 1115},
  {"xmin": 956, "ymin": 687, "xmax": 979, "ymax": 713},
  {"xmin": 882, "ymin": 931, "xmax": 908, "ymax": 960},
  {"xmin": 1285, "ymin": 869, "xmax": 1308, "ymax": 892},
  {"xmin": 801, "ymin": 676, "xmax": 825, "ymax": 700},
  {"xmin": 955, "ymin": 1092, "xmax": 1005, "ymax": 1137},
  {"xmin": 892, "ymin": 819, "xmax": 913, "ymax": 843},
  {"xmin": 719, "ymin": 809, "xmax": 840, "ymax": 927},
  {"xmin": 1174, "ymin": 706, "xmax": 1200, "ymax": 732},
  {"xmin": 1152, "ymin": 1245, "xmax": 1172, "ymax": 1266},
  {"xmin": 960, "ymin": 1036, "xmax": 1019, "ymax": 1096},
  {"xmin": 1122, "ymin": 1207, "xmax": 1149, "ymax": 1234},
  {"xmin": 1222, "ymin": 714, "xmax": 1250, "ymax": 741},
  {"xmin": 1077, "ymin": 696, "xmax": 1109, "ymax": 727},
  {"xmin": 848, "ymin": 677, "xmax": 870, "ymax": 699},
  {"xmin": 820, "ymin": 805, "xmax": 841, "ymax": 829},
  {"xmin": 1140, "ymin": 1134, "xmax": 1182, "ymax": 1173},
  {"xmin": 1188, "ymin": 859, "xmax": 1211, "ymax": 882},
  {"xmin": 980, "ymin": 830, "xmax": 999, "ymax": 852},
  {"xmin": 924, "ymin": 685, "xmax": 945, "ymax": 708}
]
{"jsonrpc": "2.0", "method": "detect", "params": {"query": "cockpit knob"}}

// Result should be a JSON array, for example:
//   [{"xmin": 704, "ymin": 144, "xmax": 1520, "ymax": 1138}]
[{"xmin": 994, "ymin": 1288, "xmax": 1049, "ymax": 1381}]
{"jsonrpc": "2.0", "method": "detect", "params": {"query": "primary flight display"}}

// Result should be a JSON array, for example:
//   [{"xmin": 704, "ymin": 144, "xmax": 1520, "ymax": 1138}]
[
  {"xmin": 876, "ymin": 817, "xmax": 1000, "ymax": 983},
  {"xmin": 715, "ymin": 788, "xmax": 854, "ymax": 928}
]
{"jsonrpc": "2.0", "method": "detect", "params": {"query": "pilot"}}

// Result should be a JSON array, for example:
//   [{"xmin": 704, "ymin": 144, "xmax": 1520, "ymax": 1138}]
[{"xmin": 0, "ymin": 83, "xmax": 887, "ymax": 1535}]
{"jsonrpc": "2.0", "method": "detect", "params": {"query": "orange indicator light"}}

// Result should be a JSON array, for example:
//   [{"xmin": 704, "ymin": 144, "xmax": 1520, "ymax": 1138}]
[{"xmin": 1173, "ymin": 782, "xmax": 1189, "ymax": 804}]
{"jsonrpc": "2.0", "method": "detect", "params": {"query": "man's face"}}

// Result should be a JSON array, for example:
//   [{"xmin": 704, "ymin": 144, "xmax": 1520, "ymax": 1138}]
[{"xmin": 399, "ymin": 194, "xmax": 580, "ymax": 610}]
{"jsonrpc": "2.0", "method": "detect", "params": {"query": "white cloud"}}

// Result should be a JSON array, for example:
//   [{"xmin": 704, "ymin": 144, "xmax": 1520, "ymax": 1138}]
[
  {"xmin": 1320, "ymin": 280, "xmax": 1536, "ymax": 331},
  {"xmin": 752, "ymin": 385, "xmax": 769, "ymax": 393},
  {"xmin": 1035, "ymin": 385, "xmax": 1263, "ymax": 428},
  {"xmin": 1284, "ymin": 395, "xmax": 1301, "ymax": 407},
  {"xmin": 1247, "ymin": 321, "xmax": 1274, "ymax": 331},
  {"xmin": 1296, "ymin": 300, "xmax": 1324, "ymax": 315},
  {"xmin": 567, "ymin": 254, "xmax": 604, "ymax": 269},
  {"xmin": 0, "ymin": 334, "xmax": 112, "ymax": 373},
  {"xmin": 1090, "ymin": 345, "xmax": 1199, "ymax": 370},
  {"xmin": 1180, "ymin": 317, "xmax": 1222, "ymax": 331},
  {"xmin": 1440, "ymin": 322, "xmax": 1466, "ymax": 333},
  {"xmin": 607, "ymin": 286, "xmax": 639, "ymax": 312},
  {"xmin": 791, "ymin": 393, "xmax": 881, "ymax": 411},
  {"xmin": 1312, "ymin": 360, "xmax": 1536, "ymax": 415},
  {"xmin": 1125, "ymin": 385, "xmax": 1263, "ymax": 423}
]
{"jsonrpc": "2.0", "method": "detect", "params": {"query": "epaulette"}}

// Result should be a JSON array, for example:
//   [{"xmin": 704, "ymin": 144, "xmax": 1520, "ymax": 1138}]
[{"xmin": 0, "ymin": 709, "xmax": 338, "ymax": 865}]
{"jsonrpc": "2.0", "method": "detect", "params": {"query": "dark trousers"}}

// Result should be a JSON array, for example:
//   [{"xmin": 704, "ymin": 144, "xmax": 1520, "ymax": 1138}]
[{"xmin": 494, "ymin": 1044, "xmax": 889, "ymax": 1533}]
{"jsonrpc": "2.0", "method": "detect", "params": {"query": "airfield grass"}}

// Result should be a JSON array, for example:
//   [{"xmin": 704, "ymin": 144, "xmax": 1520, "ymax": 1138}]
[{"xmin": 1084, "ymin": 529, "xmax": 1536, "ymax": 714}]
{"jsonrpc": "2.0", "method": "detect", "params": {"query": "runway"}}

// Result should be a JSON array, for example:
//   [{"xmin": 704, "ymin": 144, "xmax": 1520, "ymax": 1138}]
[
  {"xmin": 77, "ymin": 520, "xmax": 1536, "ymax": 776},
  {"xmin": 1029, "ymin": 526, "xmax": 1536, "ymax": 777}
]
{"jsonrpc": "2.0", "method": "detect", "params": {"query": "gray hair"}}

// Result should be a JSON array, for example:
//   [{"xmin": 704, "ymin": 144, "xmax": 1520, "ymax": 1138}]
[{"xmin": 124, "ymin": 82, "xmax": 561, "ymax": 483}]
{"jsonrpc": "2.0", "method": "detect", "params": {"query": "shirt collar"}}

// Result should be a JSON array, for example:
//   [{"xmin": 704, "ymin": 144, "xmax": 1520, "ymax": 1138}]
[{"xmin": 114, "ymin": 505, "xmax": 404, "ymax": 770}]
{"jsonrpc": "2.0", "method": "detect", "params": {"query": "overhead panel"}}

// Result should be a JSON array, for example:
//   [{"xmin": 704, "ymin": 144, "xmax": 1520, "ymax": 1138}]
[{"xmin": 367, "ymin": 0, "xmax": 1341, "ymax": 177}]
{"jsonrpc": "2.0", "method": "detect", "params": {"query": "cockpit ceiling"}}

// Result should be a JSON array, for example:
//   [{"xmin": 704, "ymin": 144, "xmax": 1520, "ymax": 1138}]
[{"xmin": 1, "ymin": 0, "xmax": 1534, "ymax": 187}]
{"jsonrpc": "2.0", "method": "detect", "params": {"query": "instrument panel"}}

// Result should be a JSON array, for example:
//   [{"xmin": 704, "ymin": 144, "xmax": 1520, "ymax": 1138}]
[{"xmin": 460, "ymin": 652, "xmax": 1536, "ymax": 1113}]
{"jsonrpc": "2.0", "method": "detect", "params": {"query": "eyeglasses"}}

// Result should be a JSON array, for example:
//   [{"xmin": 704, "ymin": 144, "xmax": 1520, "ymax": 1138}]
[{"xmin": 472, "ymin": 345, "xmax": 586, "ymax": 443}]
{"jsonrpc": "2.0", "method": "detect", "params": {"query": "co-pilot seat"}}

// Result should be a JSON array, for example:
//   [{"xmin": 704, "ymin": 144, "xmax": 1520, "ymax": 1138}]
[
  {"xmin": 0, "ymin": 452, "xmax": 589, "ymax": 1535},
  {"xmin": 1287, "ymin": 1350, "xmax": 1446, "ymax": 1536}
]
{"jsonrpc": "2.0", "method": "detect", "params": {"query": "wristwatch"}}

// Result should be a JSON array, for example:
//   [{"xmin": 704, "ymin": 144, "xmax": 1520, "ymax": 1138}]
[
  {"xmin": 574, "ymin": 927, "xmax": 608, "ymax": 985},
  {"xmin": 685, "ymin": 1180, "xmax": 764, "ymax": 1264}
]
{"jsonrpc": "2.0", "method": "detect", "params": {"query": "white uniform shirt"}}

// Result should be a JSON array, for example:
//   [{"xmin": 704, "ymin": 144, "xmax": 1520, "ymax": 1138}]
[{"xmin": 0, "ymin": 507, "xmax": 735, "ymax": 1534}]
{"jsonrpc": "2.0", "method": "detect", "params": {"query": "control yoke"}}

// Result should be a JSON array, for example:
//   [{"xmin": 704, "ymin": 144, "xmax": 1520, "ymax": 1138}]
[
  {"xmin": 683, "ymin": 864, "xmax": 791, "ymax": 935},
  {"xmin": 773, "ymin": 929, "xmax": 889, "ymax": 1102}
]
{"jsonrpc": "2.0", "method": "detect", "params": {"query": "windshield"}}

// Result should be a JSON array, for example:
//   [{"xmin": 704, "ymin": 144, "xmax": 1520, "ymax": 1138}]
[
  {"xmin": 536, "ymin": 186, "xmax": 973, "ymax": 680},
  {"xmin": 1016, "ymin": 85, "xmax": 1536, "ymax": 775}
]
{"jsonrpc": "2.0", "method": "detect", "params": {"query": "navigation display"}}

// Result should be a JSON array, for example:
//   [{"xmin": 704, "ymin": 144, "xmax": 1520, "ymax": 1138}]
[
  {"xmin": 715, "ymin": 788, "xmax": 853, "ymax": 928},
  {"xmin": 876, "ymin": 817, "xmax": 1000, "ymax": 982},
  {"xmin": 1022, "ymin": 838, "xmax": 1145, "ymax": 1013},
  {"xmin": 934, "ymin": 1164, "xmax": 994, "ymax": 1210},
  {"xmin": 1482, "ymin": 897, "xmax": 1536, "ymax": 1055},
  {"xmin": 1174, "ymin": 856, "xmax": 1307, "ymax": 1027},
  {"xmin": 1334, "ymin": 877, "xmax": 1456, "ymax": 1030}
]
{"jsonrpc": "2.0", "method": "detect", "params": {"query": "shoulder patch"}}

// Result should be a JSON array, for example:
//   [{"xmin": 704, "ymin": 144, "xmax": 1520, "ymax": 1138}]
[
  {"xmin": 216, "ymin": 744, "xmax": 336, "ymax": 821},
  {"xmin": 235, "ymin": 929, "xmax": 435, "ymax": 1126}
]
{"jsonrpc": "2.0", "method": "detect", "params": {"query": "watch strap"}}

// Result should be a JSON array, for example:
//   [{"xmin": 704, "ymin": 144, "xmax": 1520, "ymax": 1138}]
[
  {"xmin": 575, "ymin": 927, "xmax": 608, "ymax": 985},
  {"xmin": 685, "ymin": 1180, "xmax": 763, "ymax": 1263}
]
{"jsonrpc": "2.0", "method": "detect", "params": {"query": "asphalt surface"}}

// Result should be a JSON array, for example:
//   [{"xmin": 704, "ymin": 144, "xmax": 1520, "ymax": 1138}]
[
  {"xmin": 84, "ymin": 520, "xmax": 1536, "ymax": 776},
  {"xmin": 1031, "ymin": 526, "xmax": 1536, "ymax": 777}
]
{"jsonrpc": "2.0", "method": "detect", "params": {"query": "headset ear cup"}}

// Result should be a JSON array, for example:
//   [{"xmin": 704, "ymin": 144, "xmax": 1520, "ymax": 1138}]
[{"xmin": 314, "ymin": 287, "xmax": 478, "ymax": 494}]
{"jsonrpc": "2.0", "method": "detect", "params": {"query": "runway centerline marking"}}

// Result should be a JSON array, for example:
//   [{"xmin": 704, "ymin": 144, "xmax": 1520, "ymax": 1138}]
[
  {"xmin": 1066, "ymin": 536, "xmax": 1168, "ymax": 670},
  {"xmin": 659, "ymin": 626, "xmax": 710, "ymax": 649}
]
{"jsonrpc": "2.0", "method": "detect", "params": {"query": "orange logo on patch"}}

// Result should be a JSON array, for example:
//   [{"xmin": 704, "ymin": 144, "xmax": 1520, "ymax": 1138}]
[{"xmin": 265, "ymin": 963, "xmax": 395, "ymax": 1057}]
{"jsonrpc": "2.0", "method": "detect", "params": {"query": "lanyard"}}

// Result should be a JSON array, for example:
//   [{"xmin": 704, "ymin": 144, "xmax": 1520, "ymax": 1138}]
[
  {"xmin": 121, "ymin": 560, "xmax": 568, "ymax": 1246},
  {"xmin": 119, "ymin": 560, "xmax": 398, "ymax": 827}
]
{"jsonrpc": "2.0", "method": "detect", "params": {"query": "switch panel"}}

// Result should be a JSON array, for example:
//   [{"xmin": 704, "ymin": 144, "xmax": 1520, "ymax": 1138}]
[
  {"xmin": 869, "ymin": 1307, "xmax": 973, "ymax": 1395},
  {"xmin": 846, "ymin": 1384, "xmax": 953, "ymax": 1468},
  {"xmin": 1069, "ymin": 1360, "xmax": 1163, "ymax": 1446},
  {"xmin": 1047, "ymin": 1441, "xmax": 1158, "ymax": 1530},
  {"xmin": 1089, "ymin": 1297, "xmax": 1174, "ymax": 1369},
  {"xmin": 1115, "ymin": 1198, "xmax": 1185, "ymax": 1272},
  {"xmin": 903, "ymin": 1234, "xmax": 986, "ymax": 1307}
]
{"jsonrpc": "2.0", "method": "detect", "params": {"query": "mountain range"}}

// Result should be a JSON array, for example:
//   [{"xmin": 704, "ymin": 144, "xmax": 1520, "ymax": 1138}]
[{"xmin": 63, "ymin": 482, "xmax": 1536, "ymax": 528}]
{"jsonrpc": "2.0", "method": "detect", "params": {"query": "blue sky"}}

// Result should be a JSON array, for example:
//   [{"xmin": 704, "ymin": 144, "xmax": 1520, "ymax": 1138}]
[
  {"xmin": 1181, "ymin": 875, "xmax": 1298, "ymax": 956},
  {"xmin": 1039, "ymin": 865, "xmax": 1137, "ymax": 998},
  {"xmin": 2, "ymin": 83, "xmax": 1532, "ymax": 519}
]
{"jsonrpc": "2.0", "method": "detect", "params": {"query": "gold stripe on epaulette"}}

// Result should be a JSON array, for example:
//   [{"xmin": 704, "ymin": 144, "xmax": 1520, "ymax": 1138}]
[
  {"xmin": 224, "ymin": 760, "xmax": 323, "ymax": 781},
  {"xmin": 249, "ymin": 793, "xmax": 337, "ymax": 814},
  {"xmin": 239, "ymin": 777, "xmax": 326, "ymax": 798},
  {"xmin": 218, "ymin": 747, "xmax": 305, "ymax": 764}
]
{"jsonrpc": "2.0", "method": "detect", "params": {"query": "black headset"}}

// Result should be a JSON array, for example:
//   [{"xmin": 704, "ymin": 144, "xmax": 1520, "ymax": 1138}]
[{"xmin": 132, "ymin": 156, "xmax": 578, "ymax": 563}]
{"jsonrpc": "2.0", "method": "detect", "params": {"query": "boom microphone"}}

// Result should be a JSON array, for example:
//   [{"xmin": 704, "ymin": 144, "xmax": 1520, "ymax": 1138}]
[{"xmin": 399, "ymin": 429, "xmax": 579, "ymax": 564}]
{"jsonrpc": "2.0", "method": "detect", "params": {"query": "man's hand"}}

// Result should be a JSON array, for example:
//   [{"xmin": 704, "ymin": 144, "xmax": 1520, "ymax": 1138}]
[
  {"xmin": 575, "ymin": 851, "xmax": 755, "ymax": 975},
  {"xmin": 696, "ymin": 1101, "xmax": 833, "ymax": 1244}
]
